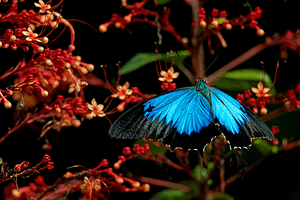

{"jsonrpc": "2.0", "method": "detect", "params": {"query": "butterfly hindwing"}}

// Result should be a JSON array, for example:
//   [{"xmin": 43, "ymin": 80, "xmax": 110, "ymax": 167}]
[{"xmin": 210, "ymin": 87, "xmax": 274, "ymax": 149}]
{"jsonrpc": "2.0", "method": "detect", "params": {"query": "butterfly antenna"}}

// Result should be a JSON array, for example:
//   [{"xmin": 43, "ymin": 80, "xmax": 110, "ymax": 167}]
[
  {"xmin": 175, "ymin": 51, "xmax": 220, "ymax": 79},
  {"xmin": 204, "ymin": 52, "xmax": 221, "ymax": 76},
  {"xmin": 175, "ymin": 51, "xmax": 200, "ymax": 79}
]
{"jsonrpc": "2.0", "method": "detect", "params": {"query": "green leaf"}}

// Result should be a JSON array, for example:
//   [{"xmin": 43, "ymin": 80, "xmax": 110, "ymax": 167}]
[
  {"xmin": 134, "ymin": 139, "xmax": 167, "ymax": 156},
  {"xmin": 209, "ymin": 192, "xmax": 235, "ymax": 200},
  {"xmin": 253, "ymin": 139, "xmax": 274, "ymax": 155},
  {"xmin": 214, "ymin": 69, "xmax": 276, "ymax": 95},
  {"xmin": 120, "ymin": 50, "xmax": 191, "ymax": 75},
  {"xmin": 149, "ymin": 189, "xmax": 192, "ymax": 200},
  {"xmin": 156, "ymin": 0, "xmax": 173, "ymax": 5},
  {"xmin": 192, "ymin": 164, "xmax": 209, "ymax": 181}
]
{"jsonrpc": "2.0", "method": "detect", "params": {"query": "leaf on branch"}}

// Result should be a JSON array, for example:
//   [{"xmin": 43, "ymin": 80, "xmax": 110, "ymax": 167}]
[
  {"xmin": 214, "ymin": 69, "xmax": 276, "ymax": 95},
  {"xmin": 120, "ymin": 50, "xmax": 191, "ymax": 75}
]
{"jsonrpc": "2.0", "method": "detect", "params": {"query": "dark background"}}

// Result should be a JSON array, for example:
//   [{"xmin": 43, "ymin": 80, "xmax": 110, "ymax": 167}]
[{"xmin": 0, "ymin": 0, "xmax": 300, "ymax": 199}]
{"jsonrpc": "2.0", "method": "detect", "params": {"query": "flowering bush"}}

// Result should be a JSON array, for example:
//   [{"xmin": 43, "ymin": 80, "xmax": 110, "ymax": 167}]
[{"xmin": 0, "ymin": 0, "xmax": 300, "ymax": 200}]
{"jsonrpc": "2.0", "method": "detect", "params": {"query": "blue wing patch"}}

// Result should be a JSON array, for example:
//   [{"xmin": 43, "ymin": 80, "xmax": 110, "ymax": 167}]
[
  {"xmin": 210, "ymin": 87, "xmax": 250, "ymax": 134},
  {"xmin": 143, "ymin": 87, "xmax": 213, "ymax": 135}
]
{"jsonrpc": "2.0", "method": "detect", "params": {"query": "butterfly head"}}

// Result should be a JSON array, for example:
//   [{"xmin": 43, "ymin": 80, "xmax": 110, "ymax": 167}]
[{"xmin": 195, "ymin": 78, "xmax": 209, "ymax": 92}]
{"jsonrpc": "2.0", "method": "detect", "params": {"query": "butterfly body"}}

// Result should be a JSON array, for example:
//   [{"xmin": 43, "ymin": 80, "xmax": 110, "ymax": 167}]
[{"xmin": 109, "ymin": 79, "xmax": 274, "ymax": 151}]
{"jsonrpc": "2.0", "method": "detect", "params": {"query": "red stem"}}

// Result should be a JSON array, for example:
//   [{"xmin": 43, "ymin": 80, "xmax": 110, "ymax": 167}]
[
  {"xmin": 0, "ymin": 112, "xmax": 53, "ymax": 144},
  {"xmin": 136, "ymin": 176, "xmax": 191, "ymax": 193},
  {"xmin": 206, "ymin": 36, "xmax": 292, "ymax": 86}
]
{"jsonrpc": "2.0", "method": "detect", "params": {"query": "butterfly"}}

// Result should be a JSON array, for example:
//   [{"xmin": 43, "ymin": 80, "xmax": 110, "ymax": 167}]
[{"xmin": 108, "ymin": 78, "xmax": 274, "ymax": 151}]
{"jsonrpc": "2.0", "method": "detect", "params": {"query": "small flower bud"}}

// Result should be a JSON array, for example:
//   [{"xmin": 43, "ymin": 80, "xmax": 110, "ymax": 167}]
[
  {"xmin": 113, "ymin": 161, "xmax": 122, "ymax": 170},
  {"xmin": 42, "ymin": 143, "xmax": 52, "ymax": 151},
  {"xmin": 85, "ymin": 113, "xmax": 94, "ymax": 120},
  {"xmin": 211, "ymin": 20, "xmax": 218, "ymax": 28},
  {"xmin": 50, "ymin": 21, "xmax": 59, "ymax": 29},
  {"xmin": 142, "ymin": 183, "xmax": 151, "ymax": 192},
  {"xmin": 116, "ymin": 177, "xmax": 124, "ymax": 184},
  {"xmin": 99, "ymin": 24, "xmax": 108, "ymax": 33},
  {"xmin": 132, "ymin": 181, "xmax": 140, "ymax": 188},
  {"xmin": 64, "ymin": 62, "xmax": 71, "ymax": 69},
  {"xmin": 6, "ymin": 89, "xmax": 13, "ymax": 96},
  {"xmin": 75, "ymin": 56, "xmax": 81, "ymax": 61},
  {"xmin": 52, "ymin": 80, "xmax": 60, "ymax": 89},
  {"xmin": 11, "ymin": 45, "xmax": 18, "ymax": 51},
  {"xmin": 55, "ymin": 107, "xmax": 61, "ymax": 113},
  {"xmin": 80, "ymin": 67, "xmax": 88, "ymax": 75},
  {"xmin": 182, "ymin": 37, "xmax": 188, "ymax": 44},
  {"xmin": 72, "ymin": 119, "xmax": 81, "ymax": 127},
  {"xmin": 41, "ymin": 90, "xmax": 48, "ymax": 97},
  {"xmin": 257, "ymin": 29, "xmax": 265, "ymax": 36},
  {"xmin": 4, "ymin": 100, "xmax": 12, "ymax": 109},
  {"xmin": 225, "ymin": 23, "xmax": 232, "ymax": 30},
  {"xmin": 42, "ymin": 37, "xmax": 49, "ymax": 44},
  {"xmin": 86, "ymin": 64, "xmax": 94, "ymax": 72},
  {"xmin": 253, "ymin": 107, "xmax": 258, "ymax": 114},
  {"xmin": 64, "ymin": 172, "xmax": 74, "ymax": 179},
  {"xmin": 45, "ymin": 59, "xmax": 53, "ymax": 66},
  {"xmin": 0, "ymin": 41, "xmax": 2, "ymax": 48},
  {"xmin": 260, "ymin": 107, "xmax": 267, "ymax": 115},
  {"xmin": 115, "ymin": 22, "xmax": 122, "ymax": 28},
  {"xmin": 124, "ymin": 15, "xmax": 131, "ymax": 22},
  {"xmin": 199, "ymin": 20, "xmax": 207, "ymax": 27},
  {"xmin": 69, "ymin": 44, "xmax": 76, "ymax": 51},
  {"xmin": 73, "ymin": 61, "xmax": 80, "ymax": 67},
  {"xmin": 3, "ymin": 43, "xmax": 9, "ymax": 48},
  {"xmin": 37, "ymin": 46, "xmax": 44, "ymax": 53},
  {"xmin": 11, "ymin": 189, "xmax": 22, "ymax": 198},
  {"xmin": 29, "ymin": 24, "xmax": 36, "ymax": 32},
  {"xmin": 10, "ymin": 35, "xmax": 16, "ymax": 42}
]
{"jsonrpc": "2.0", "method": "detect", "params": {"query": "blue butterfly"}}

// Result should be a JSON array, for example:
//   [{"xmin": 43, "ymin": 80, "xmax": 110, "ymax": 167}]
[{"xmin": 108, "ymin": 78, "xmax": 274, "ymax": 151}]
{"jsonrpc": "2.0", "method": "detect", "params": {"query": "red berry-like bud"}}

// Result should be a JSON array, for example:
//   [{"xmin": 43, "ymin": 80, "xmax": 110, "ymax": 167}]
[
  {"xmin": 244, "ymin": 90, "xmax": 252, "ymax": 98},
  {"xmin": 253, "ymin": 107, "xmax": 258, "ymax": 114},
  {"xmin": 271, "ymin": 138, "xmax": 279, "ymax": 146},
  {"xmin": 236, "ymin": 94, "xmax": 244, "ymax": 102},
  {"xmin": 248, "ymin": 98, "xmax": 256, "ymax": 106},
  {"xmin": 34, "ymin": 176, "xmax": 46, "ymax": 185},
  {"xmin": 287, "ymin": 89, "xmax": 295, "ymax": 99},
  {"xmin": 271, "ymin": 125, "xmax": 279, "ymax": 135},
  {"xmin": 260, "ymin": 107, "xmax": 267, "ymax": 115},
  {"xmin": 211, "ymin": 9, "xmax": 219, "ymax": 17}
]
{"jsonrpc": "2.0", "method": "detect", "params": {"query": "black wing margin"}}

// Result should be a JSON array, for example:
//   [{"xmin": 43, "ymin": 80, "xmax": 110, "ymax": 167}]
[{"xmin": 219, "ymin": 105, "xmax": 274, "ymax": 150}]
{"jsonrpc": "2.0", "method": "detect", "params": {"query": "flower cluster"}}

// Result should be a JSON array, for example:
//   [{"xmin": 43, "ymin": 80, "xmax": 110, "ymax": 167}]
[
  {"xmin": 191, "ymin": 7, "xmax": 264, "ymax": 53},
  {"xmin": 4, "ymin": 158, "xmax": 150, "ymax": 199},
  {"xmin": 101, "ymin": 64, "xmax": 154, "ymax": 112},
  {"xmin": 156, "ymin": 50, "xmax": 179, "ymax": 91},
  {"xmin": 0, "ymin": 154, "xmax": 54, "ymax": 186},
  {"xmin": 113, "ymin": 141, "xmax": 189, "ymax": 172},
  {"xmin": 0, "ymin": 1, "xmax": 67, "ymax": 52},
  {"xmin": 237, "ymin": 81, "xmax": 300, "ymax": 115},
  {"xmin": 236, "ymin": 82, "xmax": 271, "ymax": 114},
  {"xmin": 99, "ymin": 0, "xmax": 155, "ymax": 33},
  {"xmin": 158, "ymin": 67, "xmax": 179, "ymax": 91},
  {"xmin": 277, "ymin": 30, "xmax": 300, "ymax": 59},
  {"xmin": 99, "ymin": 0, "xmax": 191, "ymax": 50},
  {"xmin": 193, "ymin": 7, "xmax": 264, "ymax": 35}
]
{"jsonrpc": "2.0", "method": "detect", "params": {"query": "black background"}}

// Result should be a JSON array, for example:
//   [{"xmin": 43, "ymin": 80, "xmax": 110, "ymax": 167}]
[{"xmin": 0, "ymin": 0, "xmax": 300, "ymax": 199}]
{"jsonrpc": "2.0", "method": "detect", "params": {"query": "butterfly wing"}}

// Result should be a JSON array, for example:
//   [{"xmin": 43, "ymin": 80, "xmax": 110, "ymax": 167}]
[
  {"xmin": 109, "ymin": 87, "xmax": 220, "ymax": 150},
  {"xmin": 210, "ymin": 87, "xmax": 274, "ymax": 149}
]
